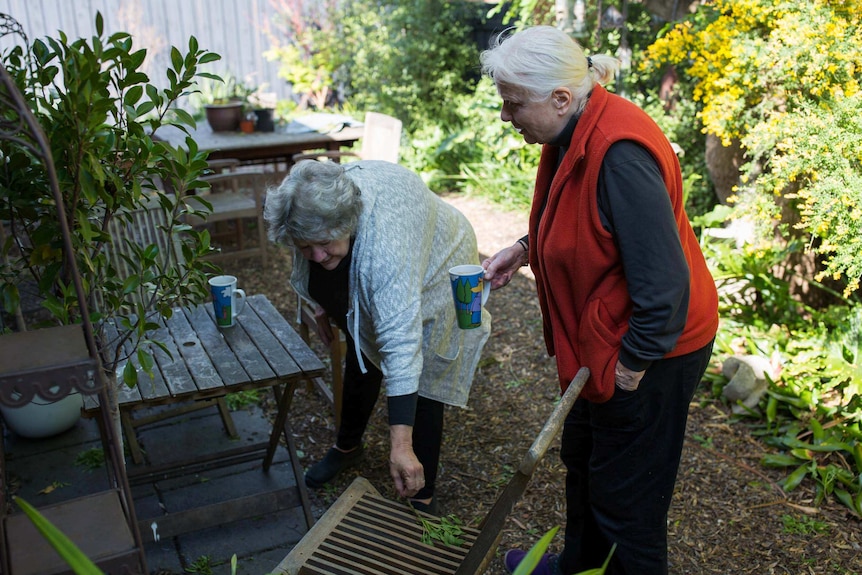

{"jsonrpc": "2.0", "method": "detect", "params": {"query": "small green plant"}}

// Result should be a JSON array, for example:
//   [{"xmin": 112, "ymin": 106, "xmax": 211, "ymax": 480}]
[
  {"xmin": 74, "ymin": 448, "xmax": 105, "ymax": 471},
  {"xmin": 692, "ymin": 434, "xmax": 714, "ymax": 449},
  {"xmin": 781, "ymin": 514, "xmax": 829, "ymax": 535},
  {"xmin": 185, "ymin": 555, "xmax": 213, "ymax": 575},
  {"xmin": 574, "ymin": 544, "xmax": 616, "ymax": 575},
  {"xmin": 408, "ymin": 503, "xmax": 465, "ymax": 547},
  {"xmin": 488, "ymin": 465, "xmax": 514, "ymax": 489},
  {"xmin": 513, "ymin": 527, "xmax": 560, "ymax": 575},
  {"xmin": 225, "ymin": 390, "xmax": 261, "ymax": 410},
  {"xmin": 699, "ymin": 214, "xmax": 862, "ymax": 518},
  {"xmin": 188, "ymin": 72, "xmax": 255, "ymax": 107}
]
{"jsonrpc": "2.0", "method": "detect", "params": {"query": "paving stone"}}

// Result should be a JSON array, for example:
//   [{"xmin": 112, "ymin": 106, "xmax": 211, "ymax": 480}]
[
  {"xmin": 134, "ymin": 405, "xmax": 277, "ymax": 467},
  {"xmin": 3, "ymin": 400, "xmax": 309, "ymax": 573},
  {"xmin": 234, "ymin": 545, "xmax": 296, "ymax": 575},
  {"xmin": 176, "ymin": 507, "xmax": 306, "ymax": 571},
  {"xmin": 4, "ymin": 421, "xmax": 110, "ymax": 506},
  {"xmin": 144, "ymin": 538, "xmax": 185, "ymax": 575}
]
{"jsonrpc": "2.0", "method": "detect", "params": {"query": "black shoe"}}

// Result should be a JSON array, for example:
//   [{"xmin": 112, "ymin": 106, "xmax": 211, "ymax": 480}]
[
  {"xmin": 409, "ymin": 498, "xmax": 438, "ymax": 515},
  {"xmin": 305, "ymin": 445, "xmax": 365, "ymax": 488}
]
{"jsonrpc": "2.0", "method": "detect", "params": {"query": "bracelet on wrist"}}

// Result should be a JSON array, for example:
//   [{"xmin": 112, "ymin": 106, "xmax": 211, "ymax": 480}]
[{"xmin": 516, "ymin": 239, "xmax": 529, "ymax": 266}]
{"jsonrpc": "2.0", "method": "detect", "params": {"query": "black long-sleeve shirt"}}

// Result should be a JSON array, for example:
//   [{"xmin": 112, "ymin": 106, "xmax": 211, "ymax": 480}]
[
  {"xmin": 540, "ymin": 117, "xmax": 690, "ymax": 373},
  {"xmin": 597, "ymin": 141, "xmax": 690, "ymax": 372}
]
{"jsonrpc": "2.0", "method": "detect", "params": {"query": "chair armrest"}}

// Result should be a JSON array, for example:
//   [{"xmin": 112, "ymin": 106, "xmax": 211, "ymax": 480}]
[{"xmin": 205, "ymin": 158, "xmax": 242, "ymax": 173}]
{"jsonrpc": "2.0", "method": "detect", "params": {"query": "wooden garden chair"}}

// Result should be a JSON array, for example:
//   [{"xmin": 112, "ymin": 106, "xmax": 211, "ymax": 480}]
[
  {"xmin": 275, "ymin": 367, "xmax": 590, "ymax": 575},
  {"xmin": 185, "ymin": 169, "xmax": 272, "ymax": 267}
]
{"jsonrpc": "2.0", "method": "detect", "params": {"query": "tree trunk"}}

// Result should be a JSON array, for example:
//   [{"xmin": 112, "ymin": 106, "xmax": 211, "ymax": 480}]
[
  {"xmin": 104, "ymin": 370, "xmax": 127, "ymax": 471},
  {"xmin": 705, "ymin": 133, "xmax": 745, "ymax": 205}
]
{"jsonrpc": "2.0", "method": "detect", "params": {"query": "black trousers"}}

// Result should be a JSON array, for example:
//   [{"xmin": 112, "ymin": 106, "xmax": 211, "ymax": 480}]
[
  {"xmin": 557, "ymin": 341, "xmax": 714, "ymax": 575},
  {"xmin": 335, "ymin": 333, "xmax": 444, "ymax": 501}
]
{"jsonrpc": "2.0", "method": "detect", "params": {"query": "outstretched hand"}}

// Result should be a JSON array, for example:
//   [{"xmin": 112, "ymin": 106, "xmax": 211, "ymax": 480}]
[{"xmin": 482, "ymin": 243, "xmax": 527, "ymax": 290}]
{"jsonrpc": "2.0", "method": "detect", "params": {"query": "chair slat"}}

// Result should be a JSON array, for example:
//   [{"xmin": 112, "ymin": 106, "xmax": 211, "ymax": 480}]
[
  {"xmin": 276, "ymin": 368, "xmax": 591, "ymax": 575},
  {"xmin": 295, "ymin": 490, "xmax": 479, "ymax": 575}
]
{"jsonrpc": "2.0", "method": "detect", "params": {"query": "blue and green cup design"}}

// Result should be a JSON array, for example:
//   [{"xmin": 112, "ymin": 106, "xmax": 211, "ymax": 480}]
[{"xmin": 449, "ymin": 264, "xmax": 491, "ymax": 329}]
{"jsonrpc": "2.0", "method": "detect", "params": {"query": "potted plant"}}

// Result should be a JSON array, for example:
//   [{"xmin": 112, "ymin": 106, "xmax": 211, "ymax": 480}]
[
  {"xmin": 0, "ymin": 12, "xmax": 220, "ymax": 442},
  {"xmin": 199, "ymin": 73, "xmax": 254, "ymax": 132},
  {"xmin": 239, "ymin": 110, "xmax": 257, "ymax": 134},
  {"xmin": 205, "ymin": 99, "xmax": 244, "ymax": 132},
  {"xmin": 0, "ymin": 393, "xmax": 84, "ymax": 438}
]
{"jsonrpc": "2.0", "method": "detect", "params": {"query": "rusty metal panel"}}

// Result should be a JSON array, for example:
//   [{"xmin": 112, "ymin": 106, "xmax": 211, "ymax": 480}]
[{"xmin": 0, "ymin": 325, "xmax": 99, "ymax": 407}]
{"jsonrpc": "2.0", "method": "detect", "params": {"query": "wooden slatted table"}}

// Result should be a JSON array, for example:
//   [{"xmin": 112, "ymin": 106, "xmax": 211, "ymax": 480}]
[{"xmin": 83, "ymin": 293, "xmax": 325, "ymax": 533}]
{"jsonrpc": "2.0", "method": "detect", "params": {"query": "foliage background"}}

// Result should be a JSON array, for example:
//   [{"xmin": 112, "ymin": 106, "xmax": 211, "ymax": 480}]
[
  {"xmin": 645, "ymin": 0, "xmax": 862, "ymax": 294},
  {"xmin": 263, "ymin": 0, "xmax": 862, "ymax": 518}
]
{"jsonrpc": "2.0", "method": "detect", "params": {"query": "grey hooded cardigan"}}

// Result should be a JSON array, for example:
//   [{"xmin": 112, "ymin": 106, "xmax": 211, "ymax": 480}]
[{"xmin": 289, "ymin": 161, "xmax": 491, "ymax": 407}]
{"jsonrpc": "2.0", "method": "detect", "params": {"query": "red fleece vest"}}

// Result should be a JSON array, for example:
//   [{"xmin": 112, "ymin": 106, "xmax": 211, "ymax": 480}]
[{"xmin": 528, "ymin": 86, "xmax": 718, "ymax": 402}]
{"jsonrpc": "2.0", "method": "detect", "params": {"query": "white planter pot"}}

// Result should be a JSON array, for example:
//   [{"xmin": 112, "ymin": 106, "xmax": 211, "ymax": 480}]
[{"xmin": 0, "ymin": 392, "xmax": 83, "ymax": 438}]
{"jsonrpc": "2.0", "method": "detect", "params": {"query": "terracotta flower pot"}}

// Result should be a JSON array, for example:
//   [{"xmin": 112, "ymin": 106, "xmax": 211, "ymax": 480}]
[{"xmin": 205, "ymin": 102, "xmax": 243, "ymax": 132}]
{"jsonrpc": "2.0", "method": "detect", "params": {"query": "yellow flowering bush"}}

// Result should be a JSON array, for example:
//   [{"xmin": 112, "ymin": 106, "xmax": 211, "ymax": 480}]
[{"xmin": 645, "ymin": 0, "xmax": 862, "ymax": 294}]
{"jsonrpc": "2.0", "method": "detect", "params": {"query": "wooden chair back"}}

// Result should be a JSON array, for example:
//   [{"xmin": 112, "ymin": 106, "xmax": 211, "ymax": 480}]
[
  {"xmin": 358, "ymin": 111, "xmax": 402, "ymax": 163},
  {"xmin": 103, "ymin": 198, "xmax": 185, "ymax": 300},
  {"xmin": 291, "ymin": 111, "xmax": 402, "ymax": 164},
  {"xmin": 185, "ymin": 169, "xmax": 272, "ymax": 266},
  {"xmin": 98, "ymin": 198, "xmax": 239, "ymax": 465}
]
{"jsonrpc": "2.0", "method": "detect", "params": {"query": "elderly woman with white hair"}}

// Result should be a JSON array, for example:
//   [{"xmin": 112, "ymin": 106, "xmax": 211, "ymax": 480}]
[
  {"xmin": 264, "ymin": 159, "xmax": 490, "ymax": 513},
  {"xmin": 480, "ymin": 26, "xmax": 718, "ymax": 575}
]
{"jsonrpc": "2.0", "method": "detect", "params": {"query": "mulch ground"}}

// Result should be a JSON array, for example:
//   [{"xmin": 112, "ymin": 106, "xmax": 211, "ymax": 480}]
[{"xmin": 226, "ymin": 193, "xmax": 862, "ymax": 575}]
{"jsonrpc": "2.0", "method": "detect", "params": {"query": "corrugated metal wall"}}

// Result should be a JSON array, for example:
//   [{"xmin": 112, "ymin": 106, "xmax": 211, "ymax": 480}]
[{"xmin": 0, "ymin": 0, "xmax": 291, "ymax": 101}]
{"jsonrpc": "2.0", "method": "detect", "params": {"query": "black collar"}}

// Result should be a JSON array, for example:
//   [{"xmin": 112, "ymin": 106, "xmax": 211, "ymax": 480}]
[{"xmin": 550, "ymin": 113, "xmax": 580, "ymax": 149}]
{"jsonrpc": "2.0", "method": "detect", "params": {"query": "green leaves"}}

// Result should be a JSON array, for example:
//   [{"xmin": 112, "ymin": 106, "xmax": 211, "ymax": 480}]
[
  {"xmin": 511, "ymin": 527, "xmax": 616, "ymax": 575},
  {"xmin": 0, "ymin": 11, "xmax": 219, "ymax": 386},
  {"xmin": 575, "ymin": 544, "xmax": 617, "ymax": 575},
  {"xmin": 512, "ymin": 527, "xmax": 559, "ymax": 575},
  {"xmin": 416, "ymin": 512, "xmax": 465, "ymax": 547}
]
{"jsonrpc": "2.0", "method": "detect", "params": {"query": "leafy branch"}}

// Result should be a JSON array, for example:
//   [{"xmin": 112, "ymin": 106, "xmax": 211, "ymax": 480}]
[{"xmin": 407, "ymin": 501, "xmax": 465, "ymax": 547}]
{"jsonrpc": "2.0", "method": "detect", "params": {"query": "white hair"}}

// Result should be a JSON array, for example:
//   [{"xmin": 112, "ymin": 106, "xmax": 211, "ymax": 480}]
[{"xmin": 480, "ymin": 26, "xmax": 620, "ymax": 114}]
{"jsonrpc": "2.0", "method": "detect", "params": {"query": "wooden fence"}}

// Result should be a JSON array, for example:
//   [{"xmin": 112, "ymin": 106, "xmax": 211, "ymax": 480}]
[{"xmin": 0, "ymin": 0, "xmax": 292, "ymax": 101}]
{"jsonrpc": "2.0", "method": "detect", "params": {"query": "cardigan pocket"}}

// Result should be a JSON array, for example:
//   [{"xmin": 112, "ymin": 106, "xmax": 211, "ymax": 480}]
[
  {"xmin": 578, "ymin": 297, "xmax": 627, "ymax": 403},
  {"xmin": 420, "ymin": 345, "xmax": 465, "ymax": 404}
]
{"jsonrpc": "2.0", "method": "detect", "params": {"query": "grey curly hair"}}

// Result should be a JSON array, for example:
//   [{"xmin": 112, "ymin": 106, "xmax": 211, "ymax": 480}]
[{"xmin": 264, "ymin": 160, "xmax": 362, "ymax": 245}]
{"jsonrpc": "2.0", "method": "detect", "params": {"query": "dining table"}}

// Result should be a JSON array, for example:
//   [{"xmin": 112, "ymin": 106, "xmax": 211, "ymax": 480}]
[{"xmin": 154, "ymin": 114, "xmax": 364, "ymax": 167}]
